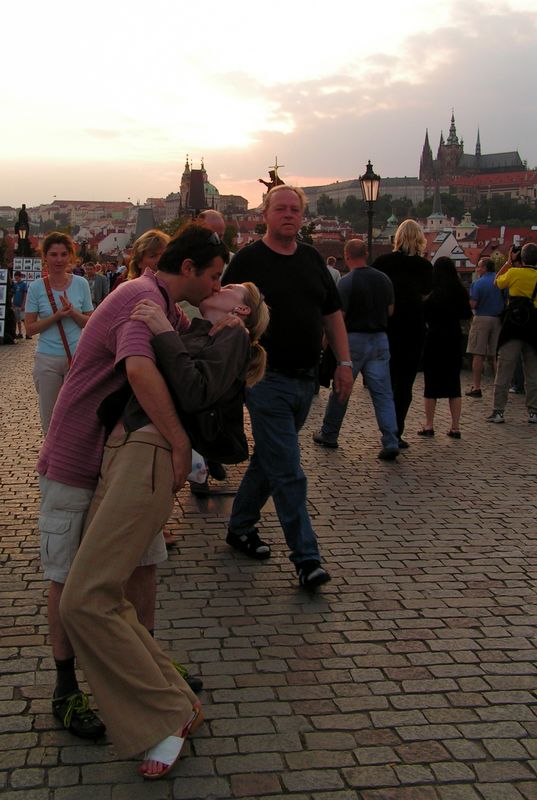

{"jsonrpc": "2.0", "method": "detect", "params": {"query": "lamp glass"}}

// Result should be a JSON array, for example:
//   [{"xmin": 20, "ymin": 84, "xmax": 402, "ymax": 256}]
[{"xmin": 359, "ymin": 161, "xmax": 381, "ymax": 203}]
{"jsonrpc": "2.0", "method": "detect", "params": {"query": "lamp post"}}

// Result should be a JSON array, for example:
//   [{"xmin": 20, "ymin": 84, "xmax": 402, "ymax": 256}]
[{"xmin": 359, "ymin": 160, "xmax": 381, "ymax": 263}]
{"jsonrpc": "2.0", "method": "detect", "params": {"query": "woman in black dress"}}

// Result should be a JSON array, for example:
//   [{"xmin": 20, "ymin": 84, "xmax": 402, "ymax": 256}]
[
  {"xmin": 373, "ymin": 219, "xmax": 433, "ymax": 446},
  {"xmin": 418, "ymin": 257, "xmax": 472, "ymax": 438}
]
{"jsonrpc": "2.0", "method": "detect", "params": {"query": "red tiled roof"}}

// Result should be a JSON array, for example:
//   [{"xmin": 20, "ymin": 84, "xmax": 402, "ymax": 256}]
[
  {"xmin": 475, "ymin": 226, "xmax": 537, "ymax": 244},
  {"xmin": 449, "ymin": 170, "xmax": 537, "ymax": 188}
]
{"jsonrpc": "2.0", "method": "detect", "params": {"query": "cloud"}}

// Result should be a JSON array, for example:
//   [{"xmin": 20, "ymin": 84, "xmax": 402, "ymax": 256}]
[
  {"xmin": 84, "ymin": 129, "xmax": 121, "ymax": 140},
  {"xmin": 207, "ymin": 0, "xmax": 537, "ymax": 193}
]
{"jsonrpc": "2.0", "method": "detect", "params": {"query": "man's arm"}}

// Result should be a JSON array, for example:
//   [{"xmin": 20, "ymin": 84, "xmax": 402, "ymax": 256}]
[
  {"xmin": 322, "ymin": 310, "xmax": 353, "ymax": 403},
  {"xmin": 126, "ymin": 356, "xmax": 191, "ymax": 491}
]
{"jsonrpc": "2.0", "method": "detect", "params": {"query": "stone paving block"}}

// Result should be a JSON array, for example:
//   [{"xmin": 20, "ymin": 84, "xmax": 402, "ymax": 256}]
[
  {"xmin": 343, "ymin": 765, "xmax": 399, "ymax": 788},
  {"xmin": 0, "ymin": 791, "xmax": 51, "ymax": 800},
  {"xmin": 215, "ymin": 752, "xmax": 284, "ymax": 774},
  {"xmin": 172, "ymin": 776, "xmax": 231, "ymax": 798},
  {"xmin": 437, "ymin": 788, "xmax": 481, "ymax": 800},
  {"xmin": 8, "ymin": 768, "xmax": 45, "ymax": 789},
  {"xmin": 474, "ymin": 760, "xmax": 535, "ymax": 782},
  {"xmin": 361, "ymin": 790, "xmax": 440, "ymax": 800},
  {"xmin": 55, "ymin": 789, "xmax": 112, "ymax": 800},
  {"xmin": 230, "ymin": 772, "xmax": 281, "ymax": 797},
  {"xmin": 282, "ymin": 768, "xmax": 345, "ymax": 791},
  {"xmin": 476, "ymin": 785, "xmax": 527, "ymax": 800},
  {"xmin": 285, "ymin": 749, "xmax": 356, "ymax": 769},
  {"xmin": 112, "ymin": 783, "xmax": 170, "ymax": 800}
]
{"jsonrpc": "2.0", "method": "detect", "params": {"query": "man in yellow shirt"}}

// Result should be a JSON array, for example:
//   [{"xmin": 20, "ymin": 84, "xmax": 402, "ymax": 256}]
[{"xmin": 486, "ymin": 243, "xmax": 537, "ymax": 424}]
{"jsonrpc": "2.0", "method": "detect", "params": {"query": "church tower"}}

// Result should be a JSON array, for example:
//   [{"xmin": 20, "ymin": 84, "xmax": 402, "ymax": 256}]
[
  {"xmin": 419, "ymin": 129, "xmax": 434, "ymax": 181},
  {"xmin": 180, "ymin": 155, "xmax": 191, "ymax": 207},
  {"xmin": 475, "ymin": 129, "xmax": 481, "ymax": 158},
  {"xmin": 437, "ymin": 111, "xmax": 464, "ymax": 178}
]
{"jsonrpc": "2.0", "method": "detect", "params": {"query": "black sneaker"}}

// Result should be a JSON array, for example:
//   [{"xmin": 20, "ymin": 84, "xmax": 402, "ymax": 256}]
[
  {"xmin": 226, "ymin": 527, "xmax": 271, "ymax": 560},
  {"xmin": 312, "ymin": 431, "xmax": 338, "ymax": 449},
  {"xmin": 173, "ymin": 662, "xmax": 203, "ymax": 694},
  {"xmin": 465, "ymin": 387, "xmax": 482, "ymax": 398},
  {"xmin": 52, "ymin": 690, "xmax": 106, "ymax": 740},
  {"xmin": 297, "ymin": 560, "xmax": 331, "ymax": 590},
  {"xmin": 398, "ymin": 438, "xmax": 410, "ymax": 449},
  {"xmin": 378, "ymin": 448, "xmax": 399, "ymax": 461}
]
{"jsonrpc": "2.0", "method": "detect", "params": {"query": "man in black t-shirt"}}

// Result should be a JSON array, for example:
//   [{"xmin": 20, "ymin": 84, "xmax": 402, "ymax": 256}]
[
  {"xmin": 223, "ymin": 185, "xmax": 353, "ymax": 589},
  {"xmin": 314, "ymin": 239, "xmax": 399, "ymax": 460}
]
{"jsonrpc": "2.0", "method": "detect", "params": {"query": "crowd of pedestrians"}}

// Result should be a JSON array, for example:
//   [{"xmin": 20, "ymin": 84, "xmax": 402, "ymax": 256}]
[{"xmin": 4, "ymin": 197, "xmax": 537, "ymax": 781}]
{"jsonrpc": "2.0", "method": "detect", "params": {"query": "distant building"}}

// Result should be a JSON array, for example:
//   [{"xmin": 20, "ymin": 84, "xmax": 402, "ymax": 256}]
[
  {"xmin": 302, "ymin": 177, "xmax": 424, "ymax": 214},
  {"xmin": 419, "ymin": 112, "xmax": 525, "ymax": 182},
  {"xmin": 419, "ymin": 111, "xmax": 537, "ymax": 207}
]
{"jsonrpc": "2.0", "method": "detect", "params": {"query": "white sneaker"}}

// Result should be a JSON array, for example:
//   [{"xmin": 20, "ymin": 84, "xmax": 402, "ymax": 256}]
[
  {"xmin": 486, "ymin": 410, "xmax": 505, "ymax": 424},
  {"xmin": 528, "ymin": 411, "xmax": 537, "ymax": 424}
]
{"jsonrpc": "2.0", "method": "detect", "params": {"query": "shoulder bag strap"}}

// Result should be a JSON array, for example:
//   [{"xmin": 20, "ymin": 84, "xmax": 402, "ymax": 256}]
[{"xmin": 44, "ymin": 276, "xmax": 73, "ymax": 366}]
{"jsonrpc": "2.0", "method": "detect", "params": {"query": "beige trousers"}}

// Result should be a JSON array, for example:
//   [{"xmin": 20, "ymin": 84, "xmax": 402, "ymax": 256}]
[
  {"xmin": 32, "ymin": 352, "xmax": 70, "ymax": 433},
  {"xmin": 60, "ymin": 431, "xmax": 197, "ymax": 758},
  {"xmin": 492, "ymin": 339, "xmax": 537, "ymax": 412}
]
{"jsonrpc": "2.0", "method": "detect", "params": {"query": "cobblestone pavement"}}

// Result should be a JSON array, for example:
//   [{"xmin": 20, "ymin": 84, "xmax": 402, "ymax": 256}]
[{"xmin": 1, "ymin": 338, "xmax": 537, "ymax": 800}]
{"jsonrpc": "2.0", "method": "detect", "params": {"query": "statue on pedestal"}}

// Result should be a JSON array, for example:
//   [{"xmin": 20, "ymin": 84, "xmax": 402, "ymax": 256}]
[
  {"xmin": 258, "ymin": 157, "xmax": 285, "ymax": 192},
  {"xmin": 14, "ymin": 204, "xmax": 31, "ymax": 257}
]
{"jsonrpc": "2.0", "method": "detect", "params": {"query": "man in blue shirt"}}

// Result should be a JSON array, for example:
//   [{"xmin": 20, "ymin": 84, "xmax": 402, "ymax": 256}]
[
  {"xmin": 12, "ymin": 271, "xmax": 30, "ymax": 339},
  {"xmin": 465, "ymin": 258, "xmax": 505, "ymax": 398},
  {"xmin": 314, "ymin": 238, "xmax": 399, "ymax": 461}
]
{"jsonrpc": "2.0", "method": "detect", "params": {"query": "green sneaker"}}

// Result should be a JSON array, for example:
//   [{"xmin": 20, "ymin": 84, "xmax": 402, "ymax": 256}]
[
  {"xmin": 52, "ymin": 690, "xmax": 106, "ymax": 740},
  {"xmin": 172, "ymin": 662, "xmax": 203, "ymax": 694}
]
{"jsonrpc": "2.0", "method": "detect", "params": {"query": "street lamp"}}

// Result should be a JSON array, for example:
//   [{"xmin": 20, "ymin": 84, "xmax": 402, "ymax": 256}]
[{"xmin": 359, "ymin": 160, "xmax": 381, "ymax": 263}]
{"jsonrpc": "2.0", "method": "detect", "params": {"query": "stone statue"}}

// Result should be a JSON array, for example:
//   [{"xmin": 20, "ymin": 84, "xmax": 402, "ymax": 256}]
[
  {"xmin": 258, "ymin": 169, "xmax": 285, "ymax": 192},
  {"xmin": 15, "ymin": 204, "xmax": 31, "ymax": 257}
]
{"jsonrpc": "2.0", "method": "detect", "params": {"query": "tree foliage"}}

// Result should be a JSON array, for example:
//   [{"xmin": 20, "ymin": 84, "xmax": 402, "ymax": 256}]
[
  {"xmin": 297, "ymin": 222, "xmax": 316, "ymax": 245},
  {"xmin": 157, "ymin": 216, "xmax": 190, "ymax": 237}
]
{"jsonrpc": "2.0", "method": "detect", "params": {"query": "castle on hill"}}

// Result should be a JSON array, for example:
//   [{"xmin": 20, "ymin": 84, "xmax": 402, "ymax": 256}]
[{"xmin": 419, "ymin": 111, "xmax": 525, "ymax": 182}]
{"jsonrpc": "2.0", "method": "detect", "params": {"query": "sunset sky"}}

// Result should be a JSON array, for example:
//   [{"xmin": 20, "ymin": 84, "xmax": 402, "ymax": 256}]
[{"xmin": 2, "ymin": 0, "xmax": 536, "ymax": 209}]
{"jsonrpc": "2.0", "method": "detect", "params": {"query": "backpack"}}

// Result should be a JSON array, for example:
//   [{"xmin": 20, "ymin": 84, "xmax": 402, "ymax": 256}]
[{"xmin": 499, "ymin": 277, "xmax": 537, "ymax": 349}]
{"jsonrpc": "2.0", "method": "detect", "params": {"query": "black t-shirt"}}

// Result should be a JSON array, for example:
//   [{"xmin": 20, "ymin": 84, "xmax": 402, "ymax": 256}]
[
  {"xmin": 373, "ymin": 251, "xmax": 433, "ymax": 330},
  {"xmin": 339, "ymin": 267, "xmax": 394, "ymax": 333},
  {"xmin": 223, "ymin": 240, "xmax": 341, "ymax": 370}
]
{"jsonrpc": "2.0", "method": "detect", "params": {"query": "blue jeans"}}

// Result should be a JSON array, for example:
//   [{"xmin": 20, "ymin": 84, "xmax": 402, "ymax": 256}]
[
  {"xmin": 229, "ymin": 372, "xmax": 321, "ymax": 565},
  {"xmin": 321, "ymin": 332, "xmax": 399, "ymax": 450}
]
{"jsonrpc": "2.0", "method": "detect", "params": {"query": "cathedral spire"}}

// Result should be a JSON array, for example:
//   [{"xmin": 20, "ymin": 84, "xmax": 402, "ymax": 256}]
[
  {"xmin": 447, "ymin": 109, "xmax": 459, "ymax": 146},
  {"xmin": 475, "ymin": 128, "xmax": 481, "ymax": 157},
  {"xmin": 419, "ymin": 128, "xmax": 434, "ymax": 181}
]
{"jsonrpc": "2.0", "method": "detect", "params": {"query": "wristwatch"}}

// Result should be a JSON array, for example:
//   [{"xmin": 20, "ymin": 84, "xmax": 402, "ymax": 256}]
[{"xmin": 337, "ymin": 361, "xmax": 353, "ymax": 368}]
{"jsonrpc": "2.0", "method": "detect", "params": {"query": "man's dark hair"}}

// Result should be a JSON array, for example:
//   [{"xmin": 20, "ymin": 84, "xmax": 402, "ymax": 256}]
[
  {"xmin": 521, "ymin": 242, "xmax": 537, "ymax": 267},
  {"xmin": 14, "ymin": 270, "xmax": 23, "ymax": 277},
  {"xmin": 481, "ymin": 257, "xmax": 495, "ymax": 273},
  {"xmin": 158, "ymin": 222, "xmax": 229, "ymax": 275}
]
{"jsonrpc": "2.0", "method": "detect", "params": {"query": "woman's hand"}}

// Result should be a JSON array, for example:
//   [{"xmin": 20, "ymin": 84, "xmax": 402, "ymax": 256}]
[
  {"xmin": 131, "ymin": 299, "xmax": 173, "ymax": 335},
  {"xmin": 209, "ymin": 312, "xmax": 247, "ymax": 337},
  {"xmin": 57, "ymin": 293, "xmax": 74, "ymax": 318}
]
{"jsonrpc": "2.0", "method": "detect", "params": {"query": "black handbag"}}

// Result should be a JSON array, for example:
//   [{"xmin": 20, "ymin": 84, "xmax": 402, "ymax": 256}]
[{"xmin": 318, "ymin": 346, "xmax": 337, "ymax": 388}]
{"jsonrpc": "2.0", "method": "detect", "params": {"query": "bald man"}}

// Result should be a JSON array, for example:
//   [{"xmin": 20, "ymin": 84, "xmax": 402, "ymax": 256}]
[{"xmin": 198, "ymin": 210, "xmax": 226, "ymax": 238}]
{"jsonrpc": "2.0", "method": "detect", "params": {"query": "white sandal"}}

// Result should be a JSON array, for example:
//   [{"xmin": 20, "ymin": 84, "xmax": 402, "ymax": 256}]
[{"xmin": 139, "ymin": 703, "xmax": 203, "ymax": 780}]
